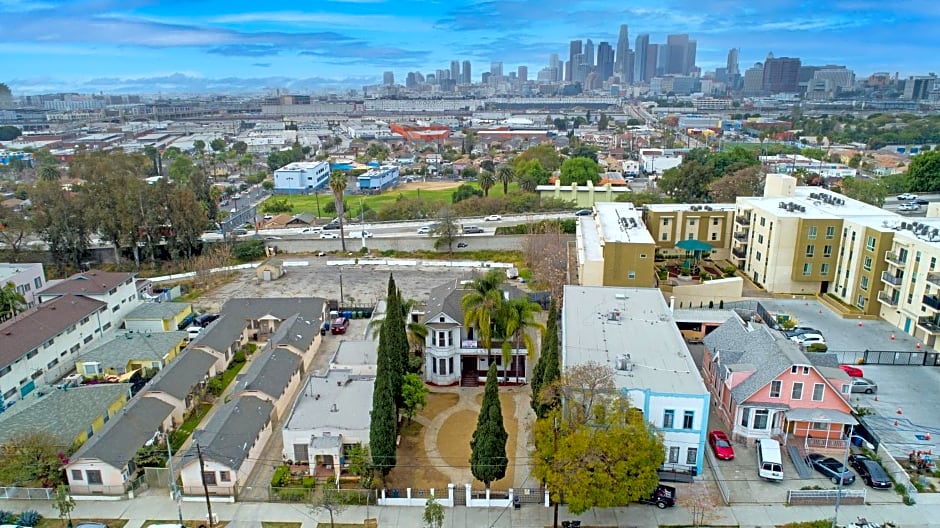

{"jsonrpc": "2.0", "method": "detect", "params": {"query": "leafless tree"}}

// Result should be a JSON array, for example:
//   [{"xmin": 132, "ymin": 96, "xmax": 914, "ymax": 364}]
[{"xmin": 522, "ymin": 221, "xmax": 569, "ymax": 302}]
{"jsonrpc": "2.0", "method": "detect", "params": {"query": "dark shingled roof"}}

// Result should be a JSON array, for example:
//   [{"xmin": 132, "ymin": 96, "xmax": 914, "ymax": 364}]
[
  {"xmin": 235, "ymin": 347, "xmax": 302, "ymax": 401},
  {"xmin": 0, "ymin": 295, "xmax": 106, "ymax": 369},
  {"xmin": 39, "ymin": 270, "xmax": 134, "ymax": 296},
  {"xmin": 422, "ymin": 277, "xmax": 525, "ymax": 325},
  {"xmin": 188, "ymin": 395, "xmax": 274, "ymax": 471},
  {"xmin": 70, "ymin": 395, "xmax": 174, "ymax": 469},
  {"xmin": 191, "ymin": 298, "xmax": 324, "ymax": 354},
  {"xmin": 146, "ymin": 348, "xmax": 218, "ymax": 401},
  {"xmin": 0, "ymin": 384, "xmax": 131, "ymax": 445}
]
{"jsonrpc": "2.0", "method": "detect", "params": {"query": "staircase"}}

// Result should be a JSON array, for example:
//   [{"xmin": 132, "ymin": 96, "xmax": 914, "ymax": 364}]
[
  {"xmin": 460, "ymin": 371, "xmax": 479, "ymax": 387},
  {"xmin": 786, "ymin": 443, "xmax": 814, "ymax": 479}
]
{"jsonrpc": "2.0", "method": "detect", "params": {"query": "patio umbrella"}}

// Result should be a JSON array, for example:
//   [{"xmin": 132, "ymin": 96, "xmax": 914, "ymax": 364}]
[{"xmin": 675, "ymin": 239, "xmax": 714, "ymax": 271}]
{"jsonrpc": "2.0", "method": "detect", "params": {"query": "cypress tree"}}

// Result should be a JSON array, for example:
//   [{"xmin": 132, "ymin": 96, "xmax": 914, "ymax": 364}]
[
  {"xmin": 369, "ymin": 375, "xmax": 398, "ymax": 476},
  {"xmin": 379, "ymin": 274, "xmax": 408, "ymax": 407},
  {"xmin": 531, "ymin": 299, "xmax": 558, "ymax": 416},
  {"xmin": 470, "ymin": 363, "xmax": 508, "ymax": 489}
]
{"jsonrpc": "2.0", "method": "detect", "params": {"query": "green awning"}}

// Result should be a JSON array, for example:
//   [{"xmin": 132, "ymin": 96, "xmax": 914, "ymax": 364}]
[{"xmin": 676, "ymin": 239, "xmax": 713, "ymax": 252}]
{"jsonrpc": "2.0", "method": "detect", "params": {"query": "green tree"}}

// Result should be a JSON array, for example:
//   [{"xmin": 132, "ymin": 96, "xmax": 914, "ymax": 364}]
[
  {"xmin": 470, "ymin": 363, "xmax": 508, "ymax": 489},
  {"xmin": 433, "ymin": 206, "xmax": 461, "ymax": 255},
  {"xmin": 168, "ymin": 155, "xmax": 197, "ymax": 185},
  {"xmin": 193, "ymin": 139, "xmax": 206, "ymax": 156},
  {"xmin": 531, "ymin": 299, "xmax": 559, "ymax": 417},
  {"xmin": 452, "ymin": 183, "xmax": 483, "ymax": 203},
  {"xmin": 401, "ymin": 372, "xmax": 429, "ymax": 423},
  {"xmin": 369, "ymin": 376, "xmax": 398, "ymax": 478},
  {"xmin": 478, "ymin": 170, "xmax": 496, "ymax": 197},
  {"xmin": 497, "ymin": 165, "xmax": 514, "ymax": 195},
  {"xmin": 309, "ymin": 486, "xmax": 348, "ymax": 528},
  {"xmin": 0, "ymin": 430, "xmax": 70, "ymax": 487},
  {"xmin": 532, "ymin": 363, "xmax": 665, "ymax": 518},
  {"xmin": 597, "ymin": 113, "xmax": 610, "ymax": 131},
  {"xmin": 501, "ymin": 297, "xmax": 545, "ymax": 383},
  {"xmin": 839, "ymin": 176, "xmax": 888, "ymax": 207},
  {"xmin": 231, "ymin": 141, "xmax": 248, "ymax": 156},
  {"xmin": 515, "ymin": 159, "xmax": 549, "ymax": 192},
  {"xmin": 30, "ymin": 180, "xmax": 91, "ymax": 274},
  {"xmin": 0, "ymin": 281, "xmax": 26, "ymax": 323},
  {"xmin": 461, "ymin": 166, "xmax": 479, "ymax": 180},
  {"xmin": 53, "ymin": 485, "xmax": 75, "ymax": 528},
  {"xmin": 329, "ymin": 171, "xmax": 348, "ymax": 251},
  {"xmin": 378, "ymin": 275, "xmax": 409, "ymax": 407},
  {"xmin": 513, "ymin": 144, "xmax": 562, "ymax": 172},
  {"xmin": 345, "ymin": 444, "xmax": 375, "ymax": 488},
  {"xmin": 569, "ymin": 144, "xmax": 599, "ymax": 162},
  {"xmin": 210, "ymin": 138, "xmax": 226, "ymax": 153},
  {"xmin": 461, "ymin": 270, "xmax": 505, "ymax": 364},
  {"xmin": 423, "ymin": 497, "xmax": 445, "ymax": 528},
  {"xmin": 907, "ymin": 149, "xmax": 940, "ymax": 192},
  {"xmin": 559, "ymin": 157, "xmax": 600, "ymax": 186},
  {"xmin": 38, "ymin": 165, "xmax": 60, "ymax": 182},
  {"xmin": 706, "ymin": 166, "xmax": 766, "ymax": 203},
  {"xmin": 234, "ymin": 238, "xmax": 266, "ymax": 261},
  {"xmin": 0, "ymin": 125, "xmax": 22, "ymax": 141},
  {"xmin": 0, "ymin": 204, "xmax": 31, "ymax": 261}
]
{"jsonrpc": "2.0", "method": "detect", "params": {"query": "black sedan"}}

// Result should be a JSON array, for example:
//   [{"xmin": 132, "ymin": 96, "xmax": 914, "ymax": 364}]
[
  {"xmin": 848, "ymin": 454, "xmax": 893, "ymax": 489},
  {"xmin": 782, "ymin": 327, "xmax": 821, "ymax": 338},
  {"xmin": 808, "ymin": 454, "xmax": 856, "ymax": 485}
]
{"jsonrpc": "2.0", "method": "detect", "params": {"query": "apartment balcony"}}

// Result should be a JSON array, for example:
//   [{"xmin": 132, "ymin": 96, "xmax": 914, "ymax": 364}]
[
  {"xmin": 880, "ymin": 271, "xmax": 904, "ymax": 287},
  {"xmin": 732, "ymin": 248, "xmax": 747, "ymax": 260},
  {"xmin": 917, "ymin": 317, "xmax": 940, "ymax": 335},
  {"xmin": 733, "ymin": 233, "xmax": 748, "ymax": 245},
  {"xmin": 877, "ymin": 291, "xmax": 899, "ymax": 306},
  {"xmin": 927, "ymin": 272, "xmax": 940, "ymax": 288},
  {"xmin": 885, "ymin": 251, "xmax": 907, "ymax": 268},
  {"xmin": 923, "ymin": 295, "xmax": 940, "ymax": 312},
  {"xmin": 735, "ymin": 215, "xmax": 751, "ymax": 227}
]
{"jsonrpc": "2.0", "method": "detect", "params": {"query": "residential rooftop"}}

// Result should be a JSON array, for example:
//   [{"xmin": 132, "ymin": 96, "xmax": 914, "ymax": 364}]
[
  {"xmin": 593, "ymin": 202, "xmax": 655, "ymax": 245},
  {"xmin": 189, "ymin": 394, "xmax": 274, "ymax": 470},
  {"xmin": 740, "ymin": 187, "xmax": 895, "ymax": 220},
  {"xmin": 283, "ymin": 369, "xmax": 375, "ymax": 434},
  {"xmin": 124, "ymin": 302, "xmax": 192, "ymax": 321},
  {"xmin": 70, "ymin": 395, "xmax": 174, "ymax": 469},
  {"xmin": 39, "ymin": 270, "xmax": 135, "ymax": 297},
  {"xmin": 330, "ymin": 340, "xmax": 378, "ymax": 376},
  {"xmin": 233, "ymin": 344, "xmax": 302, "ymax": 401},
  {"xmin": 577, "ymin": 216, "xmax": 603, "ymax": 262},
  {"xmin": 145, "ymin": 348, "xmax": 219, "ymax": 401},
  {"xmin": 0, "ymin": 383, "xmax": 131, "ymax": 445},
  {"xmin": 562, "ymin": 285, "xmax": 706, "ymax": 395},
  {"xmin": 77, "ymin": 331, "xmax": 187, "ymax": 371},
  {"xmin": 191, "ymin": 297, "xmax": 325, "ymax": 354},
  {"xmin": 0, "ymin": 262, "xmax": 43, "ymax": 283},
  {"xmin": 0, "ymin": 295, "xmax": 106, "ymax": 369},
  {"xmin": 645, "ymin": 203, "xmax": 736, "ymax": 213},
  {"xmin": 423, "ymin": 278, "xmax": 525, "ymax": 326}
]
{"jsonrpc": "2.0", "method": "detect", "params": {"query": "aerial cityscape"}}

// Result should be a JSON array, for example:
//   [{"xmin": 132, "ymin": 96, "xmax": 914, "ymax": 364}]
[{"xmin": 3, "ymin": 3, "xmax": 940, "ymax": 528}]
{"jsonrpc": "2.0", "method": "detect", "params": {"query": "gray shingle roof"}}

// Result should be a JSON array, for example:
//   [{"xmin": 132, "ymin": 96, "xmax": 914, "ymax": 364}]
[
  {"xmin": 71, "ymin": 395, "xmax": 174, "ymax": 469},
  {"xmin": 703, "ymin": 315, "xmax": 809, "ymax": 404},
  {"xmin": 39, "ymin": 270, "xmax": 134, "ymax": 296},
  {"xmin": 146, "ymin": 348, "xmax": 219, "ymax": 400},
  {"xmin": 124, "ymin": 302, "xmax": 192, "ymax": 321},
  {"xmin": 0, "ymin": 295, "xmax": 106, "ymax": 369},
  {"xmin": 189, "ymin": 395, "xmax": 274, "ymax": 471},
  {"xmin": 77, "ymin": 331, "xmax": 187, "ymax": 371},
  {"xmin": 234, "ymin": 346, "xmax": 302, "ymax": 401},
  {"xmin": 422, "ymin": 278, "xmax": 525, "ymax": 325},
  {"xmin": 0, "ymin": 384, "xmax": 131, "ymax": 445},
  {"xmin": 191, "ymin": 298, "xmax": 324, "ymax": 354}
]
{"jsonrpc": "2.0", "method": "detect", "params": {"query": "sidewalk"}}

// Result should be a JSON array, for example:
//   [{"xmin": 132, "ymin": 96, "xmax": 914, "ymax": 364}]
[{"xmin": 5, "ymin": 491, "xmax": 940, "ymax": 527}]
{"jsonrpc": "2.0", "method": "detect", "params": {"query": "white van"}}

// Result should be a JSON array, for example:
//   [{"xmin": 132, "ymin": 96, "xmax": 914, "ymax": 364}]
[
  {"xmin": 757, "ymin": 438, "xmax": 784, "ymax": 481},
  {"xmin": 185, "ymin": 326, "xmax": 203, "ymax": 341}
]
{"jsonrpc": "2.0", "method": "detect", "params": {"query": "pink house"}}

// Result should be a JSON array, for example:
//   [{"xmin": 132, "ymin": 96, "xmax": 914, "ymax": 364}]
[{"xmin": 702, "ymin": 315, "xmax": 856, "ymax": 452}]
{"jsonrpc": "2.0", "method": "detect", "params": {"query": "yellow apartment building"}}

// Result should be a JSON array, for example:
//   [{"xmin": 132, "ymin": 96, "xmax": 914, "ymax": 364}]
[
  {"xmin": 576, "ymin": 202, "xmax": 657, "ymax": 287},
  {"xmin": 643, "ymin": 203, "xmax": 736, "ymax": 260}
]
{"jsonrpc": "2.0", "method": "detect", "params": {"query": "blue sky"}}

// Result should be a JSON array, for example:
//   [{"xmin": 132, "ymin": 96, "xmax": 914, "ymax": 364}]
[{"xmin": 2, "ymin": 0, "xmax": 938, "ymax": 94}]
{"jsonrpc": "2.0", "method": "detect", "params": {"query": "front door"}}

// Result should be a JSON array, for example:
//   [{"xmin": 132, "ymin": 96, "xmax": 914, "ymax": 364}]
[{"xmin": 905, "ymin": 317, "xmax": 912, "ymax": 333}]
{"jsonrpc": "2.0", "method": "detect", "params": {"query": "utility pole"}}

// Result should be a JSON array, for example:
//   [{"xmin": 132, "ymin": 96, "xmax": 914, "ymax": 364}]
[
  {"xmin": 166, "ymin": 436, "xmax": 185, "ymax": 528},
  {"xmin": 196, "ymin": 443, "xmax": 215, "ymax": 528}
]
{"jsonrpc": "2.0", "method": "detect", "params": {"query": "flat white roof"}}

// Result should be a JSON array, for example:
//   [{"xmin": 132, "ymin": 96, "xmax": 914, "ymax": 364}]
[
  {"xmin": 562, "ymin": 285, "xmax": 707, "ymax": 395},
  {"xmin": 283, "ymin": 369, "xmax": 375, "ymax": 433},
  {"xmin": 646, "ymin": 203, "xmax": 736, "ymax": 213},
  {"xmin": 740, "ymin": 186, "xmax": 892, "ymax": 219},
  {"xmin": 275, "ymin": 161, "xmax": 329, "ymax": 172},
  {"xmin": 594, "ymin": 203, "xmax": 655, "ymax": 244}
]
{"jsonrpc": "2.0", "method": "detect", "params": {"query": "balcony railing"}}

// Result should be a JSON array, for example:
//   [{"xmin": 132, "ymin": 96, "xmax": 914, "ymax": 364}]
[
  {"xmin": 732, "ymin": 248, "xmax": 747, "ymax": 259},
  {"xmin": 918, "ymin": 317, "xmax": 940, "ymax": 335},
  {"xmin": 733, "ymin": 233, "xmax": 748, "ymax": 244},
  {"xmin": 923, "ymin": 295, "xmax": 940, "ymax": 311},
  {"xmin": 928, "ymin": 272, "xmax": 940, "ymax": 288},
  {"xmin": 880, "ymin": 271, "xmax": 903, "ymax": 287},
  {"xmin": 885, "ymin": 251, "xmax": 907, "ymax": 267},
  {"xmin": 877, "ymin": 291, "xmax": 899, "ymax": 306},
  {"xmin": 735, "ymin": 215, "xmax": 751, "ymax": 226}
]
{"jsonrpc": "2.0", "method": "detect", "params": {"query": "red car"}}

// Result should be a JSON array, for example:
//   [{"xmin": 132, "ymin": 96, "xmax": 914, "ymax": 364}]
[
  {"xmin": 708, "ymin": 430, "xmax": 735, "ymax": 460},
  {"xmin": 839, "ymin": 364, "xmax": 864, "ymax": 378},
  {"xmin": 330, "ymin": 317, "xmax": 349, "ymax": 335}
]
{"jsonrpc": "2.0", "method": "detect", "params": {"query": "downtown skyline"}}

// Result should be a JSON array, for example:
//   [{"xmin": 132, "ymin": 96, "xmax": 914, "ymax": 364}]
[{"xmin": 2, "ymin": 0, "xmax": 938, "ymax": 94}]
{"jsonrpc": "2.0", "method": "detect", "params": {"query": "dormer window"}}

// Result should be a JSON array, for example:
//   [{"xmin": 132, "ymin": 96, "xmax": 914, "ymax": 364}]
[{"xmin": 439, "ymin": 316, "xmax": 445, "ymax": 323}]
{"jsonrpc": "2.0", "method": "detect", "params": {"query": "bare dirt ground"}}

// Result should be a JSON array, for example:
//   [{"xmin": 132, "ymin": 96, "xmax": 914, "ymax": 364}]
[{"xmin": 396, "ymin": 180, "xmax": 463, "ymax": 191}]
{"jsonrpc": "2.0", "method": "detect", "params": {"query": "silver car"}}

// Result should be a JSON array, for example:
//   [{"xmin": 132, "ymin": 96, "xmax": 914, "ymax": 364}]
[{"xmin": 851, "ymin": 377, "xmax": 877, "ymax": 394}]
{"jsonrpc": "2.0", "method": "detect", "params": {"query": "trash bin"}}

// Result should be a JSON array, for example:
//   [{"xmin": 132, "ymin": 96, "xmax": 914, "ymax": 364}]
[
  {"xmin": 853, "ymin": 435, "xmax": 863, "ymax": 447},
  {"xmin": 513, "ymin": 496, "xmax": 521, "ymax": 510}
]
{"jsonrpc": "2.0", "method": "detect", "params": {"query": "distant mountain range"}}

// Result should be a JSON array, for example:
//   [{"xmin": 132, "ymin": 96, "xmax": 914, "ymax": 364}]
[{"xmin": 6, "ymin": 73, "xmax": 383, "ymax": 96}]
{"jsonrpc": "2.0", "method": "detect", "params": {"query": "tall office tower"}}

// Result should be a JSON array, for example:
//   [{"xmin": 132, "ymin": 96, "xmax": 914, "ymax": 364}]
[
  {"xmin": 517, "ymin": 66, "xmax": 528, "ymax": 83},
  {"xmin": 405, "ymin": 72, "xmax": 417, "ymax": 89},
  {"xmin": 462, "ymin": 60, "xmax": 472, "ymax": 84},
  {"xmin": 585, "ymin": 39, "xmax": 595, "ymax": 71},
  {"xmin": 655, "ymin": 45, "xmax": 668, "ymax": 77},
  {"xmin": 450, "ymin": 61, "xmax": 460, "ymax": 82},
  {"xmin": 481, "ymin": 72, "xmax": 491, "ymax": 84},
  {"xmin": 568, "ymin": 40, "xmax": 582, "ymax": 81},
  {"xmin": 762, "ymin": 54, "xmax": 801, "ymax": 93},
  {"xmin": 686, "ymin": 39, "xmax": 697, "ymax": 75},
  {"xmin": 573, "ymin": 53, "xmax": 590, "ymax": 84},
  {"xmin": 615, "ymin": 24, "xmax": 630, "ymax": 80},
  {"xmin": 726, "ymin": 48, "xmax": 740, "ymax": 76},
  {"xmin": 490, "ymin": 62, "xmax": 503, "ymax": 78},
  {"xmin": 596, "ymin": 41, "xmax": 615, "ymax": 81},
  {"xmin": 665, "ymin": 34, "xmax": 691, "ymax": 75},
  {"xmin": 382, "ymin": 71, "xmax": 395, "ymax": 85},
  {"xmin": 549, "ymin": 53, "xmax": 562, "ymax": 81},
  {"xmin": 633, "ymin": 34, "xmax": 650, "ymax": 83},
  {"xmin": 742, "ymin": 63, "xmax": 764, "ymax": 95}
]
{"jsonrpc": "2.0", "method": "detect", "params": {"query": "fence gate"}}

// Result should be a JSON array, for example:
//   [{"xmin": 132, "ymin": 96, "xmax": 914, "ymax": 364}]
[
  {"xmin": 863, "ymin": 350, "xmax": 927, "ymax": 365},
  {"xmin": 453, "ymin": 488, "xmax": 466, "ymax": 506},
  {"xmin": 516, "ymin": 488, "xmax": 545, "ymax": 504}
]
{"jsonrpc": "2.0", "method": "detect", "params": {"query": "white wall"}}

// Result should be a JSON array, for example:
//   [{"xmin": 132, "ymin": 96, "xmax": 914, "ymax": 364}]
[{"xmin": 67, "ymin": 460, "xmax": 126, "ymax": 494}]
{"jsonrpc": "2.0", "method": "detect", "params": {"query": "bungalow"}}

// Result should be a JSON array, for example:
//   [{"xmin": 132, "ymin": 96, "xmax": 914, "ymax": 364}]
[
  {"xmin": 142, "ymin": 348, "xmax": 222, "ymax": 424},
  {"xmin": 75, "ymin": 331, "xmax": 187, "ymax": 380},
  {"xmin": 179, "ymin": 395, "xmax": 276, "ymax": 497},
  {"xmin": 65, "ymin": 395, "xmax": 174, "ymax": 495},
  {"xmin": 330, "ymin": 340, "xmax": 378, "ymax": 377},
  {"xmin": 702, "ymin": 315, "xmax": 856, "ymax": 450},
  {"xmin": 123, "ymin": 302, "xmax": 194, "ymax": 332}
]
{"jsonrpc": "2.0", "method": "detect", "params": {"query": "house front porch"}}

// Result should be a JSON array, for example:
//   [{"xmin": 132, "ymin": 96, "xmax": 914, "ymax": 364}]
[{"xmin": 781, "ymin": 407, "xmax": 857, "ymax": 453}]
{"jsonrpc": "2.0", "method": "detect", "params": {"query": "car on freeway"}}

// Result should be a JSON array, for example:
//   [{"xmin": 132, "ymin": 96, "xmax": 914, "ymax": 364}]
[
  {"xmin": 574, "ymin": 209, "xmax": 593, "ymax": 216},
  {"xmin": 231, "ymin": 228, "xmax": 248, "ymax": 236},
  {"xmin": 263, "ymin": 214, "xmax": 273, "ymax": 220},
  {"xmin": 463, "ymin": 225, "xmax": 484, "ymax": 234},
  {"xmin": 839, "ymin": 365, "xmax": 864, "ymax": 378},
  {"xmin": 848, "ymin": 454, "xmax": 893, "ymax": 489},
  {"xmin": 782, "ymin": 326, "xmax": 821, "ymax": 338},
  {"xmin": 850, "ymin": 377, "xmax": 878, "ymax": 394},
  {"xmin": 457, "ymin": 242, "xmax": 468, "ymax": 248},
  {"xmin": 708, "ymin": 430, "xmax": 735, "ymax": 460},
  {"xmin": 915, "ymin": 198, "xmax": 930, "ymax": 205},
  {"xmin": 320, "ymin": 232, "xmax": 339, "ymax": 239},
  {"xmin": 808, "ymin": 453, "xmax": 856, "ymax": 485},
  {"xmin": 417, "ymin": 226, "xmax": 432, "ymax": 234},
  {"xmin": 899, "ymin": 203, "xmax": 920, "ymax": 212},
  {"xmin": 349, "ymin": 230, "xmax": 374, "ymax": 238},
  {"xmin": 264, "ymin": 236, "xmax": 282, "ymax": 240},
  {"xmin": 484, "ymin": 214, "xmax": 502, "ymax": 221},
  {"xmin": 322, "ymin": 222, "xmax": 341, "ymax": 230},
  {"xmin": 301, "ymin": 226, "xmax": 322, "ymax": 233},
  {"xmin": 898, "ymin": 193, "xmax": 918, "ymax": 201},
  {"xmin": 636, "ymin": 484, "xmax": 676, "ymax": 509}
]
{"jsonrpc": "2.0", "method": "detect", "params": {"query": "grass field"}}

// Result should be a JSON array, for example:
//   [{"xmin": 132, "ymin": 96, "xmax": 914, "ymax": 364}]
[{"xmin": 281, "ymin": 181, "xmax": 519, "ymax": 218}]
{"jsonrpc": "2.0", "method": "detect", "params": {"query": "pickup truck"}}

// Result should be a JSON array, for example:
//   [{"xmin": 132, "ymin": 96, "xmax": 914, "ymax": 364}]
[{"xmin": 637, "ymin": 484, "xmax": 676, "ymax": 509}]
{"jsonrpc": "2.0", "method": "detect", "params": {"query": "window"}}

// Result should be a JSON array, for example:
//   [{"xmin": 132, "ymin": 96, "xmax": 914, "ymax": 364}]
[
  {"xmin": 824, "ymin": 245, "xmax": 833, "ymax": 257},
  {"xmin": 34, "ymin": 277, "xmax": 43, "ymax": 289},
  {"xmin": 663, "ymin": 218, "xmax": 670, "ymax": 226},
  {"xmin": 449, "ymin": 357, "xmax": 454, "ymax": 375},
  {"xmin": 760, "ymin": 217, "xmax": 766, "ymax": 227},
  {"xmin": 71, "ymin": 469, "xmax": 83, "ymax": 481},
  {"xmin": 806, "ymin": 245, "xmax": 815, "ymax": 257},
  {"xmin": 866, "ymin": 236, "xmax": 876, "ymax": 251},
  {"xmin": 661, "ymin": 233, "xmax": 669, "ymax": 241},
  {"xmin": 112, "ymin": 305, "xmax": 119, "ymax": 312},
  {"xmin": 753, "ymin": 409, "xmax": 769, "ymax": 429},
  {"xmin": 219, "ymin": 471, "xmax": 231, "ymax": 482},
  {"xmin": 813, "ymin": 421, "xmax": 829, "ymax": 431},
  {"xmin": 202, "ymin": 471, "xmax": 217, "ymax": 485},
  {"xmin": 821, "ymin": 263, "xmax": 830, "ymax": 275},
  {"xmin": 711, "ymin": 232, "xmax": 718, "ymax": 241},
  {"xmin": 757, "ymin": 234, "xmax": 764, "ymax": 244},
  {"xmin": 683, "ymin": 411, "xmax": 694, "ymax": 429},
  {"xmin": 812, "ymin": 383, "xmax": 824, "ymax": 401},
  {"xmin": 668, "ymin": 446, "xmax": 680, "ymax": 464},
  {"xmin": 712, "ymin": 218, "xmax": 720, "ymax": 226},
  {"xmin": 769, "ymin": 380, "xmax": 782, "ymax": 398},
  {"xmin": 740, "ymin": 409, "xmax": 749, "ymax": 427},
  {"xmin": 439, "ymin": 358, "xmax": 447, "ymax": 375},
  {"xmin": 640, "ymin": 253, "xmax": 648, "ymax": 259},
  {"xmin": 628, "ymin": 271, "xmax": 636, "ymax": 279},
  {"xmin": 791, "ymin": 382, "xmax": 803, "ymax": 400},
  {"xmin": 432, "ymin": 359, "xmax": 437, "ymax": 374},
  {"xmin": 86, "ymin": 470, "xmax": 103, "ymax": 485},
  {"xmin": 826, "ymin": 226, "xmax": 836, "ymax": 239},
  {"xmin": 857, "ymin": 295, "xmax": 866, "ymax": 309},
  {"xmin": 756, "ymin": 251, "xmax": 762, "ymax": 262},
  {"xmin": 689, "ymin": 218, "xmax": 696, "ymax": 226},
  {"xmin": 841, "ymin": 384, "xmax": 850, "ymax": 394},
  {"xmin": 808, "ymin": 226, "xmax": 818, "ymax": 239},
  {"xmin": 2, "ymin": 388, "xmax": 15, "ymax": 400},
  {"xmin": 802, "ymin": 263, "xmax": 812, "ymax": 276},
  {"xmin": 0, "ymin": 366, "xmax": 10, "ymax": 377},
  {"xmin": 932, "ymin": 257, "xmax": 937, "ymax": 271},
  {"xmin": 860, "ymin": 276, "xmax": 869, "ymax": 291},
  {"xmin": 102, "ymin": 322, "xmax": 111, "ymax": 331},
  {"xmin": 47, "ymin": 359, "xmax": 59, "ymax": 369},
  {"xmin": 663, "ymin": 410, "xmax": 675, "ymax": 429},
  {"xmin": 791, "ymin": 365, "xmax": 798, "ymax": 374},
  {"xmin": 27, "ymin": 349, "xmax": 38, "ymax": 359},
  {"xmin": 863, "ymin": 256, "xmax": 872, "ymax": 271}
]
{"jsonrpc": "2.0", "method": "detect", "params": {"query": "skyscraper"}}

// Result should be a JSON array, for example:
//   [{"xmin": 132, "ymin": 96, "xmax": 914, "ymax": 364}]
[
  {"xmin": 666, "ymin": 34, "xmax": 692, "ymax": 75},
  {"xmin": 584, "ymin": 39, "xmax": 595, "ymax": 71},
  {"xmin": 615, "ymin": 25, "xmax": 630, "ymax": 81},
  {"xmin": 549, "ymin": 53, "xmax": 561, "ymax": 81},
  {"xmin": 596, "ymin": 41, "xmax": 615, "ymax": 81},
  {"xmin": 568, "ymin": 40, "xmax": 582, "ymax": 81},
  {"xmin": 383, "ymin": 71, "xmax": 394, "ymax": 85},
  {"xmin": 490, "ymin": 62, "xmax": 503, "ymax": 78},
  {"xmin": 517, "ymin": 66, "xmax": 528, "ymax": 82},
  {"xmin": 633, "ymin": 34, "xmax": 650, "ymax": 83},
  {"xmin": 726, "ymin": 48, "xmax": 740, "ymax": 76},
  {"xmin": 450, "ymin": 61, "xmax": 460, "ymax": 82},
  {"xmin": 462, "ymin": 60, "xmax": 472, "ymax": 84},
  {"xmin": 762, "ymin": 54, "xmax": 801, "ymax": 93}
]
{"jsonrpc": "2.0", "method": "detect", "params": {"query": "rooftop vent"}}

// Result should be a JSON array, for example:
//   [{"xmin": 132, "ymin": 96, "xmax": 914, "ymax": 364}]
[{"xmin": 615, "ymin": 354, "xmax": 633, "ymax": 371}]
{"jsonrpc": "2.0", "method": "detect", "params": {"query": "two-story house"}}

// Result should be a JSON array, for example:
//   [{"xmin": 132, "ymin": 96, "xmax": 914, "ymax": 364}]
[
  {"xmin": 37, "ymin": 270, "xmax": 141, "ymax": 334},
  {"xmin": 702, "ymin": 314, "xmax": 857, "ymax": 450}
]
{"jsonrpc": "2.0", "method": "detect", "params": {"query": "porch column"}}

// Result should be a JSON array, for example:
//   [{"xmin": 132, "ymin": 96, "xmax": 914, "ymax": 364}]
[{"xmin": 333, "ymin": 455, "xmax": 340, "ymax": 483}]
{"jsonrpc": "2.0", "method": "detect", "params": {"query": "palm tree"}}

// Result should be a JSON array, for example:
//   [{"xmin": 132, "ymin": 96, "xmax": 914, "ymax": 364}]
[
  {"xmin": 38, "ymin": 166, "xmax": 60, "ymax": 182},
  {"xmin": 478, "ymin": 170, "xmax": 496, "ymax": 197},
  {"xmin": 329, "ymin": 171, "xmax": 348, "ymax": 251},
  {"xmin": 501, "ymin": 297, "xmax": 545, "ymax": 383},
  {"xmin": 497, "ymin": 165, "xmax": 514, "ymax": 195},
  {"xmin": 0, "ymin": 281, "xmax": 27, "ymax": 323},
  {"xmin": 461, "ymin": 270, "xmax": 506, "ymax": 368},
  {"xmin": 368, "ymin": 298, "xmax": 429, "ymax": 356}
]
